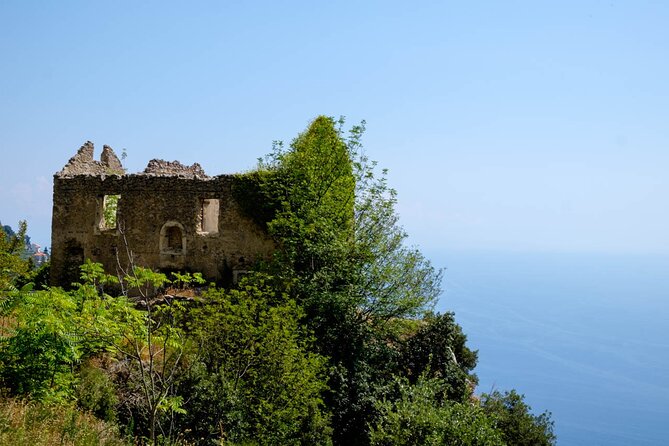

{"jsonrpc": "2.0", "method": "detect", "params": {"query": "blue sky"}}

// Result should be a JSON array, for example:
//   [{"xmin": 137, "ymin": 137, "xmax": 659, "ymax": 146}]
[{"xmin": 1, "ymin": 1, "xmax": 668, "ymax": 254}]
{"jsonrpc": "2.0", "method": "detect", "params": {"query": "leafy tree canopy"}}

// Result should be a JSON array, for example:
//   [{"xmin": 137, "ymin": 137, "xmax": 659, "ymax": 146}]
[
  {"xmin": 0, "ymin": 221, "xmax": 29, "ymax": 290},
  {"xmin": 371, "ymin": 375, "xmax": 504, "ymax": 446},
  {"xmin": 235, "ymin": 116, "xmax": 445, "ymax": 444},
  {"xmin": 480, "ymin": 390, "xmax": 556, "ymax": 446}
]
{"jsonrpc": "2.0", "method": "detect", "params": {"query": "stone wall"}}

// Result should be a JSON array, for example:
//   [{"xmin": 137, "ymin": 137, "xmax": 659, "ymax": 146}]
[{"xmin": 50, "ymin": 143, "xmax": 274, "ymax": 287}]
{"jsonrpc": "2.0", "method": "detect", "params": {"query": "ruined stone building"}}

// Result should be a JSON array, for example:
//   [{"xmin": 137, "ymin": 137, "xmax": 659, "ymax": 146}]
[{"xmin": 50, "ymin": 142, "xmax": 274, "ymax": 287}]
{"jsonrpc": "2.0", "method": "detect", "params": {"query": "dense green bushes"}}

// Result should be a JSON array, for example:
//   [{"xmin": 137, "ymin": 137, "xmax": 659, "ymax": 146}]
[
  {"xmin": 371, "ymin": 376, "xmax": 504, "ymax": 446},
  {"xmin": 480, "ymin": 390, "xmax": 556, "ymax": 446},
  {"xmin": 175, "ymin": 280, "xmax": 331, "ymax": 444}
]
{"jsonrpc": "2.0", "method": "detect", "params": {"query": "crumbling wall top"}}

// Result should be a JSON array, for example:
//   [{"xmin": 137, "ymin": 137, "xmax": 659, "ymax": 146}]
[
  {"xmin": 57, "ymin": 141, "xmax": 211, "ymax": 178},
  {"xmin": 57, "ymin": 142, "xmax": 125, "ymax": 177},
  {"xmin": 142, "ymin": 159, "xmax": 209, "ymax": 178}
]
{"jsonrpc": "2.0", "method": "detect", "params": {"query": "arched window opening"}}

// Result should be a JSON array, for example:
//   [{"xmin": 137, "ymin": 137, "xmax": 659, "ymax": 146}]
[
  {"xmin": 160, "ymin": 222, "xmax": 185, "ymax": 255},
  {"xmin": 166, "ymin": 226, "xmax": 182, "ymax": 251}
]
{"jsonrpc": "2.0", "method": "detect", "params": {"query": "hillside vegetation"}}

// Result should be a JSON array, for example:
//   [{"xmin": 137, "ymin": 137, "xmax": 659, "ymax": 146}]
[{"xmin": 0, "ymin": 117, "xmax": 555, "ymax": 445}]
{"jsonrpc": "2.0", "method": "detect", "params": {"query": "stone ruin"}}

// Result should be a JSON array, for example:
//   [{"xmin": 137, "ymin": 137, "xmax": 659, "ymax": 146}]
[
  {"xmin": 50, "ymin": 142, "xmax": 274, "ymax": 288},
  {"xmin": 143, "ymin": 159, "xmax": 208, "ymax": 178},
  {"xmin": 59, "ymin": 141, "xmax": 125, "ymax": 176}
]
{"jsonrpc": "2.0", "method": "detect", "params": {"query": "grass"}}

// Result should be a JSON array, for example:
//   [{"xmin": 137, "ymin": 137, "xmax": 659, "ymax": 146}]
[{"xmin": 0, "ymin": 397, "xmax": 129, "ymax": 446}]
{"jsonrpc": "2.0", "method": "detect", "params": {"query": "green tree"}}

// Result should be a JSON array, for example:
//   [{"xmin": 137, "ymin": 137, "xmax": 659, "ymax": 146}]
[
  {"xmin": 0, "ymin": 221, "xmax": 29, "ymax": 290},
  {"xmin": 177, "ymin": 274, "xmax": 331, "ymax": 445},
  {"xmin": 82, "ymin": 262, "xmax": 193, "ymax": 445},
  {"xmin": 370, "ymin": 376, "xmax": 504, "ymax": 446},
  {"xmin": 234, "ymin": 116, "xmax": 443, "ymax": 444},
  {"xmin": 480, "ymin": 390, "xmax": 556, "ymax": 446},
  {"xmin": 248, "ymin": 116, "xmax": 441, "ymax": 322},
  {"xmin": 0, "ymin": 285, "xmax": 82, "ymax": 401},
  {"xmin": 0, "ymin": 258, "xmax": 196, "ymax": 444},
  {"xmin": 400, "ymin": 312, "xmax": 478, "ymax": 402}
]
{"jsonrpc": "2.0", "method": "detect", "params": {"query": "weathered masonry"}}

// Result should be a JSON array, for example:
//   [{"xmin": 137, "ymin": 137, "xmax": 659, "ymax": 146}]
[{"xmin": 50, "ymin": 142, "xmax": 274, "ymax": 287}]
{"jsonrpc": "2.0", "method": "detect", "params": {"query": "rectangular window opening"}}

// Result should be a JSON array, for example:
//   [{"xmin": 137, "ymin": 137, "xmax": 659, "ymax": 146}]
[
  {"xmin": 198, "ymin": 199, "xmax": 219, "ymax": 234},
  {"xmin": 100, "ymin": 194, "xmax": 120, "ymax": 230}
]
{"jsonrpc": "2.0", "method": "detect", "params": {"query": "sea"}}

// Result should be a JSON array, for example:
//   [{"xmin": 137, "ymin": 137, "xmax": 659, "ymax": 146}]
[{"xmin": 432, "ymin": 250, "xmax": 669, "ymax": 446}]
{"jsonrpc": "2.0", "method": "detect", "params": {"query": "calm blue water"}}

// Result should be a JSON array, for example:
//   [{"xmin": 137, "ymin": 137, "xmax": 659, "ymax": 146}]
[{"xmin": 432, "ymin": 250, "xmax": 669, "ymax": 446}]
